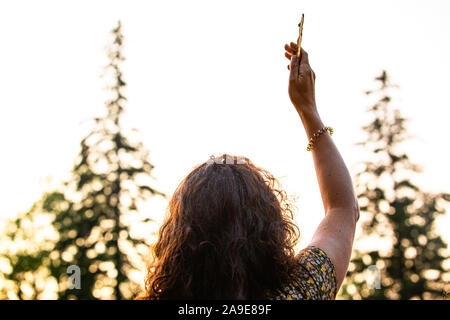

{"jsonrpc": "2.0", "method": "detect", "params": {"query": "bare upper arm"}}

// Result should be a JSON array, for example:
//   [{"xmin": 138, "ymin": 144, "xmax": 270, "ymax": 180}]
[{"xmin": 308, "ymin": 207, "xmax": 358, "ymax": 290}]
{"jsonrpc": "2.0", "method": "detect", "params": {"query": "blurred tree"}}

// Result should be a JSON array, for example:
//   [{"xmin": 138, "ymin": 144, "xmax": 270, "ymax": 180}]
[
  {"xmin": 0, "ymin": 21, "xmax": 163, "ymax": 300},
  {"xmin": 339, "ymin": 71, "xmax": 450, "ymax": 299},
  {"xmin": 0, "ymin": 193, "xmax": 65, "ymax": 299},
  {"xmin": 51, "ymin": 20, "xmax": 164, "ymax": 299}
]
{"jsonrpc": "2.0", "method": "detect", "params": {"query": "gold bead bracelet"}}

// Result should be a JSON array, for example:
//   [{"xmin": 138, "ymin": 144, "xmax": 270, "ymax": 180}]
[{"xmin": 306, "ymin": 126, "xmax": 334, "ymax": 151}]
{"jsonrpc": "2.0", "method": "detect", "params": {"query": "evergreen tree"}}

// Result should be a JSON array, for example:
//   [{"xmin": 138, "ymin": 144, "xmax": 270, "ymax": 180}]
[
  {"xmin": 54, "ymin": 20, "xmax": 163, "ymax": 300},
  {"xmin": 0, "ymin": 21, "xmax": 163, "ymax": 299},
  {"xmin": 340, "ymin": 71, "xmax": 450, "ymax": 299}
]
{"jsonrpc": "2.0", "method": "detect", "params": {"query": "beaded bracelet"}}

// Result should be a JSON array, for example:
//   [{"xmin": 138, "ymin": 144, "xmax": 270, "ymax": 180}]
[{"xmin": 306, "ymin": 126, "xmax": 334, "ymax": 151}]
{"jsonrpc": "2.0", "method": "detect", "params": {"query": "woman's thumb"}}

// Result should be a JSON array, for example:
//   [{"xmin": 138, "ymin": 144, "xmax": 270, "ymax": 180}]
[{"xmin": 289, "ymin": 55, "xmax": 299, "ymax": 81}]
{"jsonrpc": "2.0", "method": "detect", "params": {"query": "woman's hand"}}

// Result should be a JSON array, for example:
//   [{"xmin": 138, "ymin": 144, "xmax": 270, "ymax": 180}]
[{"xmin": 284, "ymin": 42, "xmax": 317, "ymax": 117}]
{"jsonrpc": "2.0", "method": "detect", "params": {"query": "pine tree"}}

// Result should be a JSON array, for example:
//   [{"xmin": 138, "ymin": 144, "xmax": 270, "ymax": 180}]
[
  {"xmin": 0, "ymin": 21, "xmax": 163, "ymax": 299},
  {"xmin": 339, "ymin": 71, "xmax": 450, "ymax": 299},
  {"xmin": 54, "ymin": 20, "xmax": 163, "ymax": 299}
]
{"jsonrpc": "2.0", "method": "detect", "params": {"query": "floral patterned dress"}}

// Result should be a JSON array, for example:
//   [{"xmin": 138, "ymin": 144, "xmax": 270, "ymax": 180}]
[{"xmin": 268, "ymin": 246, "xmax": 337, "ymax": 300}]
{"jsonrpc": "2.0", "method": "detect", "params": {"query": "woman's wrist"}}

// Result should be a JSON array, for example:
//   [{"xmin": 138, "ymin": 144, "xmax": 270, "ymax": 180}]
[{"xmin": 297, "ymin": 107, "xmax": 325, "ymax": 140}]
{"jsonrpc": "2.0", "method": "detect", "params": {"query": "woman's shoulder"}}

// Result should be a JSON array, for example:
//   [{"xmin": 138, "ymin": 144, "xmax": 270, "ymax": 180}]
[{"xmin": 268, "ymin": 246, "xmax": 337, "ymax": 300}]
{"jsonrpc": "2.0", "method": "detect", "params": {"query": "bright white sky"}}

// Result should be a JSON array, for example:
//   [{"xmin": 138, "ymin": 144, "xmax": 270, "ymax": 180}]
[{"xmin": 0, "ymin": 0, "xmax": 449, "ymax": 248}]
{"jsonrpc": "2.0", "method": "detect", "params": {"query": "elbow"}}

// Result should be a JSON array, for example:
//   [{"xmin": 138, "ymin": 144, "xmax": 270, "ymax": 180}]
[
  {"xmin": 352, "ymin": 199, "xmax": 360, "ymax": 224},
  {"xmin": 327, "ymin": 195, "xmax": 360, "ymax": 220},
  {"xmin": 325, "ymin": 199, "xmax": 360, "ymax": 225}
]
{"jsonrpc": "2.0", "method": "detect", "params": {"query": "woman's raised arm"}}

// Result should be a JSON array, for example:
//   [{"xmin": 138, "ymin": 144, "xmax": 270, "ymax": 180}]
[{"xmin": 284, "ymin": 43, "xmax": 360, "ymax": 290}]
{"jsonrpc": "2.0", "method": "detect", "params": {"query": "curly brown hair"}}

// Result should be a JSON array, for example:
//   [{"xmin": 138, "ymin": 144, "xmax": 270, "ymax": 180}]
[{"xmin": 139, "ymin": 154, "xmax": 300, "ymax": 299}]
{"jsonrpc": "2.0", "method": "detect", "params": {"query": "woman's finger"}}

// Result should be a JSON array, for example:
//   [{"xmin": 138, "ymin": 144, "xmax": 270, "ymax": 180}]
[
  {"xmin": 285, "ymin": 51, "xmax": 293, "ymax": 60},
  {"xmin": 290, "ymin": 42, "xmax": 298, "ymax": 53},
  {"xmin": 284, "ymin": 44, "xmax": 295, "ymax": 55}
]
